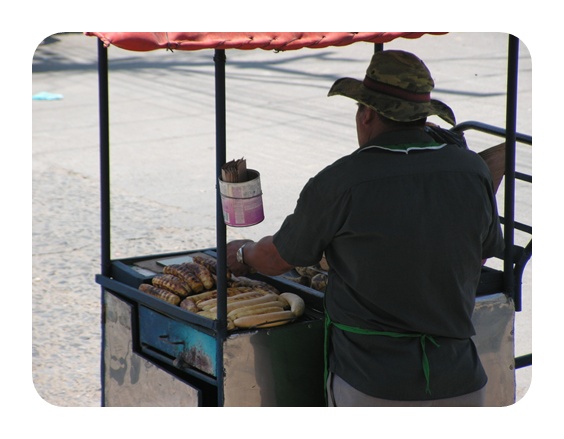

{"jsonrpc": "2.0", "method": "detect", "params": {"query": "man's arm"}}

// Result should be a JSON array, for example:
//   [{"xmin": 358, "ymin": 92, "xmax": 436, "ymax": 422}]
[{"xmin": 226, "ymin": 236, "xmax": 293, "ymax": 277}]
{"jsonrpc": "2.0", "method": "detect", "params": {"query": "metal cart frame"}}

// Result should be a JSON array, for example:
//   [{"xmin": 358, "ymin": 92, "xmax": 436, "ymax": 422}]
[{"xmin": 91, "ymin": 32, "xmax": 532, "ymax": 406}]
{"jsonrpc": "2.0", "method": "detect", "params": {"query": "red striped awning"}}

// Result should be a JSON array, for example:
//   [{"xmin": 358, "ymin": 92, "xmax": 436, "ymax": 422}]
[{"xmin": 85, "ymin": 32, "xmax": 446, "ymax": 52}]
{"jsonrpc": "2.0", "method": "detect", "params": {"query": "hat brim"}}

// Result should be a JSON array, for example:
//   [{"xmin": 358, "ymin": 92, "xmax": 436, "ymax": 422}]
[{"xmin": 328, "ymin": 77, "xmax": 456, "ymax": 126}]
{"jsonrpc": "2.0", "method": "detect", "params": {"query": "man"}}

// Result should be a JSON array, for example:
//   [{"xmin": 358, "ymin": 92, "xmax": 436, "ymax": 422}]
[{"xmin": 226, "ymin": 50, "xmax": 504, "ymax": 406}]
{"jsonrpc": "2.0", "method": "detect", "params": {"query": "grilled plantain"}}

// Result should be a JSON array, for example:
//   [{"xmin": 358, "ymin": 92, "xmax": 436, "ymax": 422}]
[
  {"xmin": 181, "ymin": 262, "xmax": 215, "ymax": 290},
  {"xmin": 192, "ymin": 255, "xmax": 232, "ymax": 279},
  {"xmin": 163, "ymin": 264, "xmax": 205, "ymax": 293},
  {"xmin": 151, "ymin": 274, "xmax": 191, "ymax": 297},
  {"xmin": 233, "ymin": 310, "xmax": 295, "ymax": 329},
  {"xmin": 310, "ymin": 273, "xmax": 328, "ymax": 292},
  {"xmin": 229, "ymin": 277, "xmax": 280, "ymax": 294},
  {"xmin": 139, "ymin": 283, "xmax": 181, "ymax": 305},
  {"xmin": 197, "ymin": 291, "xmax": 267, "ymax": 311},
  {"xmin": 179, "ymin": 297, "xmax": 198, "ymax": 312}
]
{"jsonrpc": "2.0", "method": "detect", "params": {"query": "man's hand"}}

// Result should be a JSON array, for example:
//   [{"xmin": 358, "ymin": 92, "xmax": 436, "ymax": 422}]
[
  {"xmin": 226, "ymin": 239, "xmax": 254, "ymax": 277},
  {"xmin": 226, "ymin": 236, "xmax": 294, "ymax": 277}
]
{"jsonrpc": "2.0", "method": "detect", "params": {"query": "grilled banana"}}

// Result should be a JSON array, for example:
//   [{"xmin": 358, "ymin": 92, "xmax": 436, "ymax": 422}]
[
  {"xmin": 310, "ymin": 273, "xmax": 328, "ymax": 292},
  {"xmin": 198, "ymin": 291, "xmax": 267, "ymax": 311},
  {"xmin": 229, "ymin": 277, "xmax": 280, "ymax": 294},
  {"xmin": 194, "ymin": 311, "xmax": 236, "ymax": 330},
  {"xmin": 295, "ymin": 267, "xmax": 310, "ymax": 277},
  {"xmin": 192, "ymin": 255, "xmax": 232, "ymax": 279},
  {"xmin": 233, "ymin": 310, "xmax": 295, "ymax": 328},
  {"xmin": 227, "ymin": 303, "xmax": 287, "ymax": 320},
  {"xmin": 139, "ymin": 283, "xmax": 181, "ymax": 305},
  {"xmin": 179, "ymin": 297, "xmax": 198, "ymax": 312},
  {"xmin": 279, "ymin": 292, "xmax": 305, "ymax": 317},
  {"xmin": 151, "ymin": 274, "xmax": 191, "ymax": 297},
  {"xmin": 181, "ymin": 262, "xmax": 215, "ymax": 290},
  {"xmin": 197, "ymin": 310, "xmax": 218, "ymax": 319},
  {"xmin": 222, "ymin": 294, "xmax": 288, "ymax": 314},
  {"xmin": 163, "ymin": 264, "xmax": 204, "ymax": 293},
  {"xmin": 186, "ymin": 286, "xmax": 254, "ymax": 306}
]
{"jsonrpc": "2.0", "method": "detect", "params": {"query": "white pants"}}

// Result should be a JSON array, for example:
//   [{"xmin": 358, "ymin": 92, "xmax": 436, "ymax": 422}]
[{"xmin": 327, "ymin": 372, "xmax": 486, "ymax": 407}]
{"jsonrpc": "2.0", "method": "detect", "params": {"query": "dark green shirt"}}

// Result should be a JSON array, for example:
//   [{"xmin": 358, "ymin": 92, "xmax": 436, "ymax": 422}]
[{"xmin": 273, "ymin": 129, "xmax": 504, "ymax": 400}]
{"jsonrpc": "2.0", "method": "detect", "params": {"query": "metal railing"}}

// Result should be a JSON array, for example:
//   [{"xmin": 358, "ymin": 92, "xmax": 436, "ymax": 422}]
[{"xmin": 452, "ymin": 120, "xmax": 532, "ymax": 370}]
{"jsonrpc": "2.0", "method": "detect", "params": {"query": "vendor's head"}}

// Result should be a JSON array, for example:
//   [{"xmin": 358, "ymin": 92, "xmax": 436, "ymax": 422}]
[{"xmin": 328, "ymin": 50, "xmax": 455, "ymax": 143}]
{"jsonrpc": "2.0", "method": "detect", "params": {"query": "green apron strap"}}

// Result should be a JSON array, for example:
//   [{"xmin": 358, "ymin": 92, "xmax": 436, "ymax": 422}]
[{"xmin": 324, "ymin": 311, "xmax": 440, "ymax": 403}]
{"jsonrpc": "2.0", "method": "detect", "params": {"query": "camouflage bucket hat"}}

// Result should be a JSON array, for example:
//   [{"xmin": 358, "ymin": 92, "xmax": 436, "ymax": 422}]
[{"xmin": 328, "ymin": 50, "xmax": 456, "ymax": 125}]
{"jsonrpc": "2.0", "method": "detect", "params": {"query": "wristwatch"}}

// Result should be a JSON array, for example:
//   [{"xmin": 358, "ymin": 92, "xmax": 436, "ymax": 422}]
[{"xmin": 236, "ymin": 243, "xmax": 249, "ymax": 265}]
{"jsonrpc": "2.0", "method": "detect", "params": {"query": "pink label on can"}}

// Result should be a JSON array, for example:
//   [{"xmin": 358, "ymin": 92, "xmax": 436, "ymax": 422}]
[{"xmin": 221, "ymin": 194, "xmax": 264, "ymax": 227}]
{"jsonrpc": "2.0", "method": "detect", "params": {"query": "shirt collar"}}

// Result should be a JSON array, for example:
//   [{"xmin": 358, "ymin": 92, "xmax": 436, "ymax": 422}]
[{"xmin": 356, "ymin": 129, "xmax": 445, "ymax": 154}]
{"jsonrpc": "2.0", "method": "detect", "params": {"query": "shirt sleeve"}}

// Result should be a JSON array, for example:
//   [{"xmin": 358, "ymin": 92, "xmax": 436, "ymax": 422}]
[
  {"xmin": 273, "ymin": 175, "xmax": 350, "ymax": 267},
  {"xmin": 481, "ymin": 176, "xmax": 505, "ymax": 259}
]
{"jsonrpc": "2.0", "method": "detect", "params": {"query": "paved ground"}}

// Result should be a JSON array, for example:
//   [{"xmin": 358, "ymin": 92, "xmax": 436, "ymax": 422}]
[{"xmin": 31, "ymin": 33, "xmax": 532, "ymax": 409}]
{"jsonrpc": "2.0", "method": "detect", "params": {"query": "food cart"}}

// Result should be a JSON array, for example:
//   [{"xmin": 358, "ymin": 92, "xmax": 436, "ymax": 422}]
[{"xmin": 88, "ymin": 32, "xmax": 532, "ymax": 406}]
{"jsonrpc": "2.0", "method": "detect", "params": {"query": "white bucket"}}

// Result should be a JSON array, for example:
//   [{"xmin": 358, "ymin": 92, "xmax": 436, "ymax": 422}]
[{"xmin": 218, "ymin": 169, "xmax": 265, "ymax": 227}]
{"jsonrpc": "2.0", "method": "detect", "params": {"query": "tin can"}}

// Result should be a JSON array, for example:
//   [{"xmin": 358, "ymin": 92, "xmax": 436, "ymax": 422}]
[{"xmin": 218, "ymin": 169, "xmax": 264, "ymax": 227}]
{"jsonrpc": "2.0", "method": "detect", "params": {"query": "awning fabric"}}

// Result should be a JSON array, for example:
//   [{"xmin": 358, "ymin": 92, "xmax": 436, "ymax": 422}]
[{"xmin": 85, "ymin": 32, "xmax": 446, "ymax": 52}]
